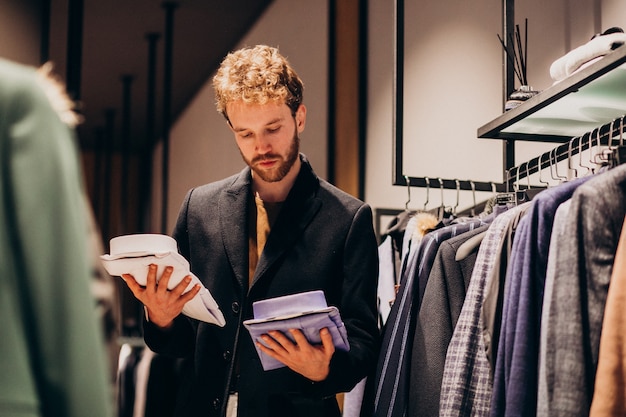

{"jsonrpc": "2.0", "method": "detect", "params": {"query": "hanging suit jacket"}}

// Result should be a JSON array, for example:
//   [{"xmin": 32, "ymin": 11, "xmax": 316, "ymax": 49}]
[
  {"xmin": 537, "ymin": 166, "xmax": 626, "ymax": 416},
  {"xmin": 439, "ymin": 204, "xmax": 528, "ymax": 417},
  {"xmin": 490, "ymin": 177, "xmax": 589, "ymax": 417},
  {"xmin": 143, "ymin": 155, "xmax": 380, "ymax": 417},
  {"xmin": 374, "ymin": 219, "xmax": 486, "ymax": 417},
  {"xmin": 408, "ymin": 224, "xmax": 488, "ymax": 417},
  {"xmin": 0, "ymin": 58, "xmax": 113, "ymax": 417}
]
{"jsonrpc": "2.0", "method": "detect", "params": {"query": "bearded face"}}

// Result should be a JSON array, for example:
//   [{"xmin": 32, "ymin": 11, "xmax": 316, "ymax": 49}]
[
  {"xmin": 241, "ymin": 130, "xmax": 300, "ymax": 183},
  {"xmin": 227, "ymin": 101, "xmax": 306, "ymax": 185}
]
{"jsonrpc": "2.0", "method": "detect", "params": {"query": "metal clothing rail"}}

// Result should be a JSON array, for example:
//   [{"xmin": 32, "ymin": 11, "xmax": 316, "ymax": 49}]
[
  {"xmin": 392, "ymin": 0, "xmax": 513, "ymax": 195},
  {"xmin": 504, "ymin": 115, "xmax": 626, "ymax": 187},
  {"xmin": 400, "ymin": 176, "xmax": 507, "ymax": 193}
]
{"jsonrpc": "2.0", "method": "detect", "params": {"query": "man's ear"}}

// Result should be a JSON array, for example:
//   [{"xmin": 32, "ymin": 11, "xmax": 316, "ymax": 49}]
[{"xmin": 295, "ymin": 104, "xmax": 306, "ymax": 133}]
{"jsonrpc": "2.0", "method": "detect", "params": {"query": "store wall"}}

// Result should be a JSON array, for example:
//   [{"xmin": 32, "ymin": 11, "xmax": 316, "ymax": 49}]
[
  {"xmin": 0, "ymin": 0, "xmax": 42, "ymax": 65},
  {"xmin": 155, "ymin": 0, "xmax": 328, "ymax": 233},
  {"xmin": 364, "ymin": 0, "xmax": 626, "ymax": 223},
  {"xmin": 160, "ymin": 0, "xmax": 626, "ymax": 234}
]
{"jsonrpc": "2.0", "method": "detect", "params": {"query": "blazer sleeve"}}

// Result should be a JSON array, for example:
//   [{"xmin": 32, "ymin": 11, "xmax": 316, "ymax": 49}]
[{"xmin": 302, "ymin": 203, "xmax": 381, "ymax": 398}]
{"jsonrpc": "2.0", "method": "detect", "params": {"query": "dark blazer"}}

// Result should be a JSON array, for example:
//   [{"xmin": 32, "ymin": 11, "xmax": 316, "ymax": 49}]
[
  {"xmin": 144, "ymin": 155, "xmax": 380, "ymax": 417},
  {"xmin": 409, "ymin": 225, "xmax": 487, "ymax": 417}
]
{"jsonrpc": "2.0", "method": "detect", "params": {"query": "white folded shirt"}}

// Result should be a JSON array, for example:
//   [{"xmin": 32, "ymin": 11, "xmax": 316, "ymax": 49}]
[
  {"xmin": 100, "ymin": 235, "xmax": 225, "ymax": 326},
  {"xmin": 550, "ymin": 33, "xmax": 626, "ymax": 82}
]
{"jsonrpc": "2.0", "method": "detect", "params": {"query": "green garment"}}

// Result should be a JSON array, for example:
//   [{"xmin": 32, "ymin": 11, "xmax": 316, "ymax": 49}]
[{"xmin": 0, "ymin": 58, "xmax": 113, "ymax": 417}]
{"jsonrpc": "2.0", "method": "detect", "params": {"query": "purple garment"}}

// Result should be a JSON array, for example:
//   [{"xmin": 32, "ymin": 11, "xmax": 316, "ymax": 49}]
[
  {"xmin": 244, "ymin": 307, "xmax": 349, "ymax": 371},
  {"xmin": 489, "ymin": 177, "xmax": 589, "ymax": 417}
]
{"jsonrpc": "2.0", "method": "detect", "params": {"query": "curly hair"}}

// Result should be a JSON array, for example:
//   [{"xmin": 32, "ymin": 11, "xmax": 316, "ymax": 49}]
[{"xmin": 212, "ymin": 45, "xmax": 304, "ymax": 122}]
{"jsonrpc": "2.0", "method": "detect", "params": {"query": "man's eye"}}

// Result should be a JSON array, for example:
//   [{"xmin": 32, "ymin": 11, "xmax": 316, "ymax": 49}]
[{"xmin": 268, "ymin": 127, "xmax": 280, "ymax": 134}]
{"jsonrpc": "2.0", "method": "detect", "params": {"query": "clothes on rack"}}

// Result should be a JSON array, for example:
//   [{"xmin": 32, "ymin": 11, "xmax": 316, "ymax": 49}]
[
  {"xmin": 408, "ymin": 224, "xmax": 489, "ymax": 417},
  {"xmin": 343, "ymin": 211, "xmax": 439, "ymax": 417},
  {"xmin": 116, "ymin": 343, "xmax": 183, "ymax": 417},
  {"xmin": 373, "ymin": 213, "xmax": 489, "ymax": 417},
  {"xmin": 489, "ymin": 175, "xmax": 592, "ymax": 417},
  {"xmin": 536, "ymin": 164, "xmax": 626, "ymax": 416},
  {"xmin": 367, "ymin": 159, "xmax": 626, "ymax": 417},
  {"xmin": 439, "ymin": 203, "xmax": 530, "ymax": 417}
]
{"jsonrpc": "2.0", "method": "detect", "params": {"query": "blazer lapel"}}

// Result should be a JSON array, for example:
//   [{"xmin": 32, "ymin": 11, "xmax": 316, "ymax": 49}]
[
  {"xmin": 251, "ymin": 156, "xmax": 321, "ymax": 288},
  {"xmin": 219, "ymin": 167, "xmax": 252, "ymax": 291}
]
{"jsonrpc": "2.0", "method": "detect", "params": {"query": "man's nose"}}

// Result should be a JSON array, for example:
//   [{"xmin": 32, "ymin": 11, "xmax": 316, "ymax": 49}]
[{"xmin": 255, "ymin": 135, "xmax": 272, "ymax": 153}]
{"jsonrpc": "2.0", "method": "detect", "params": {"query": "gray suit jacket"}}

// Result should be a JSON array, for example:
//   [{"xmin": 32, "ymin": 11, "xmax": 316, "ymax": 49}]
[
  {"xmin": 409, "ymin": 225, "xmax": 488, "ymax": 417},
  {"xmin": 144, "ymin": 155, "xmax": 380, "ymax": 417},
  {"xmin": 538, "ymin": 165, "xmax": 626, "ymax": 416}
]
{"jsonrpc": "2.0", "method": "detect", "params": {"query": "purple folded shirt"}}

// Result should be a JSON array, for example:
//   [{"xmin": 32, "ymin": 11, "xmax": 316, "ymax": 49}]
[{"xmin": 243, "ymin": 291, "xmax": 350, "ymax": 371}]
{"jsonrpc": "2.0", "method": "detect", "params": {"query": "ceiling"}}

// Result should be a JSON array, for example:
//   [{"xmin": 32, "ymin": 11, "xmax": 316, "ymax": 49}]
[{"xmin": 70, "ymin": 0, "xmax": 273, "ymax": 153}]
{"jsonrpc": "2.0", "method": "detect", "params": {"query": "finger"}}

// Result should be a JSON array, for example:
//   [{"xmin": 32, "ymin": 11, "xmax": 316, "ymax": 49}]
[
  {"xmin": 262, "ymin": 332, "xmax": 292, "ymax": 352},
  {"xmin": 256, "ymin": 340, "xmax": 284, "ymax": 361},
  {"xmin": 267, "ymin": 330, "xmax": 295, "ymax": 349},
  {"xmin": 319, "ymin": 328, "xmax": 336, "ymax": 354},
  {"xmin": 145, "ymin": 264, "xmax": 158, "ymax": 292},
  {"xmin": 178, "ymin": 283, "xmax": 202, "ymax": 304},
  {"xmin": 289, "ymin": 328, "xmax": 309, "ymax": 347},
  {"xmin": 121, "ymin": 274, "xmax": 143, "ymax": 296},
  {"xmin": 170, "ymin": 275, "xmax": 193, "ymax": 298},
  {"xmin": 156, "ymin": 266, "xmax": 174, "ymax": 293}
]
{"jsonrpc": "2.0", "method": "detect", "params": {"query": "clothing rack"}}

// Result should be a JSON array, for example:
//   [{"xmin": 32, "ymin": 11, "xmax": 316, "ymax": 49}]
[
  {"xmin": 505, "ymin": 115, "xmax": 626, "ymax": 188},
  {"xmin": 399, "ymin": 176, "xmax": 507, "ymax": 193},
  {"xmin": 392, "ymin": 0, "xmax": 509, "ymax": 195}
]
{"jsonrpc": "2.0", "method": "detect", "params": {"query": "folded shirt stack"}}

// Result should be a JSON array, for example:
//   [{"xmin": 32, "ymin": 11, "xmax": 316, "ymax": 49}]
[
  {"xmin": 243, "ymin": 290, "xmax": 350, "ymax": 371},
  {"xmin": 100, "ymin": 234, "xmax": 225, "ymax": 326},
  {"xmin": 550, "ymin": 27, "xmax": 626, "ymax": 83}
]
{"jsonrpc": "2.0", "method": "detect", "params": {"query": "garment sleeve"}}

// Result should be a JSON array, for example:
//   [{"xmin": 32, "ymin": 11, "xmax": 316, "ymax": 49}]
[
  {"xmin": 4, "ymin": 69, "xmax": 113, "ymax": 417},
  {"xmin": 302, "ymin": 203, "xmax": 381, "ymax": 398}
]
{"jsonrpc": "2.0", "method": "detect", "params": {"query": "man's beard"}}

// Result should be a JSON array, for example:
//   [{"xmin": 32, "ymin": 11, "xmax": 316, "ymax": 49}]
[{"xmin": 243, "ymin": 132, "xmax": 300, "ymax": 183}]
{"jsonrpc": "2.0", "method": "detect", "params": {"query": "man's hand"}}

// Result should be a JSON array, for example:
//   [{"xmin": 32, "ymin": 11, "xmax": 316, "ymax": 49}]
[
  {"xmin": 121, "ymin": 264, "xmax": 200, "ymax": 328},
  {"xmin": 256, "ymin": 328, "xmax": 335, "ymax": 381}
]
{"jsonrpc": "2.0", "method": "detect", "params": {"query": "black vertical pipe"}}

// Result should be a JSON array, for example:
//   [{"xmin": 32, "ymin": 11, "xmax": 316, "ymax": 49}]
[
  {"xmin": 392, "ymin": 0, "xmax": 405, "ymax": 185},
  {"xmin": 357, "ymin": 0, "xmax": 368, "ymax": 200},
  {"xmin": 93, "ymin": 127, "xmax": 105, "ymax": 225},
  {"xmin": 327, "ymin": 0, "xmax": 336, "ymax": 184},
  {"xmin": 502, "ymin": 0, "xmax": 515, "ymax": 176},
  {"xmin": 66, "ymin": 0, "xmax": 84, "ymax": 100},
  {"xmin": 161, "ymin": 2, "xmax": 178, "ymax": 234},
  {"xmin": 120, "ymin": 75, "xmax": 134, "ymax": 233},
  {"xmin": 103, "ymin": 109, "xmax": 116, "ymax": 242},
  {"xmin": 140, "ymin": 33, "xmax": 161, "ymax": 233}
]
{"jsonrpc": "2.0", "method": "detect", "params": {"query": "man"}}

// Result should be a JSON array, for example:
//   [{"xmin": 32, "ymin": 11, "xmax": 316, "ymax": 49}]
[{"xmin": 121, "ymin": 44, "xmax": 380, "ymax": 417}]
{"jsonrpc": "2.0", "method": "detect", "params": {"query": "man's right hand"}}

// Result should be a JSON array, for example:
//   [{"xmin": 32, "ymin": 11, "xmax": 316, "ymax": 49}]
[{"xmin": 121, "ymin": 264, "xmax": 201, "ymax": 329}]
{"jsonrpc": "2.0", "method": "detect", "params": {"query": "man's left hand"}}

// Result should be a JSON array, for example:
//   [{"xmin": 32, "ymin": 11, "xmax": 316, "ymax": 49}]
[{"xmin": 257, "ymin": 328, "xmax": 335, "ymax": 381}]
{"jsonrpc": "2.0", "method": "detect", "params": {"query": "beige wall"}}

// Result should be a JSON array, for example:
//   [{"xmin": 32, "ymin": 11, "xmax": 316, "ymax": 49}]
[
  {"xmin": 154, "ymin": 0, "xmax": 329, "ymax": 233},
  {"xmin": 364, "ymin": 0, "xmax": 626, "ymax": 214},
  {"xmin": 156, "ymin": 0, "xmax": 626, "ymax": 230}
]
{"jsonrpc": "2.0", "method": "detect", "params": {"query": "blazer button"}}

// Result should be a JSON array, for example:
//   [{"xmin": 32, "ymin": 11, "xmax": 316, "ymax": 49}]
[
  {"xmin": 223, "ymin": 350, "xmax": 232, "ymax": 361},
  {"xmin": 231, "ymin": 302, "xmax": 240, "ymax": 314},
  {"xmin": 212, "ymin": 398, "xmax": 221, "ymax": 410}
]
